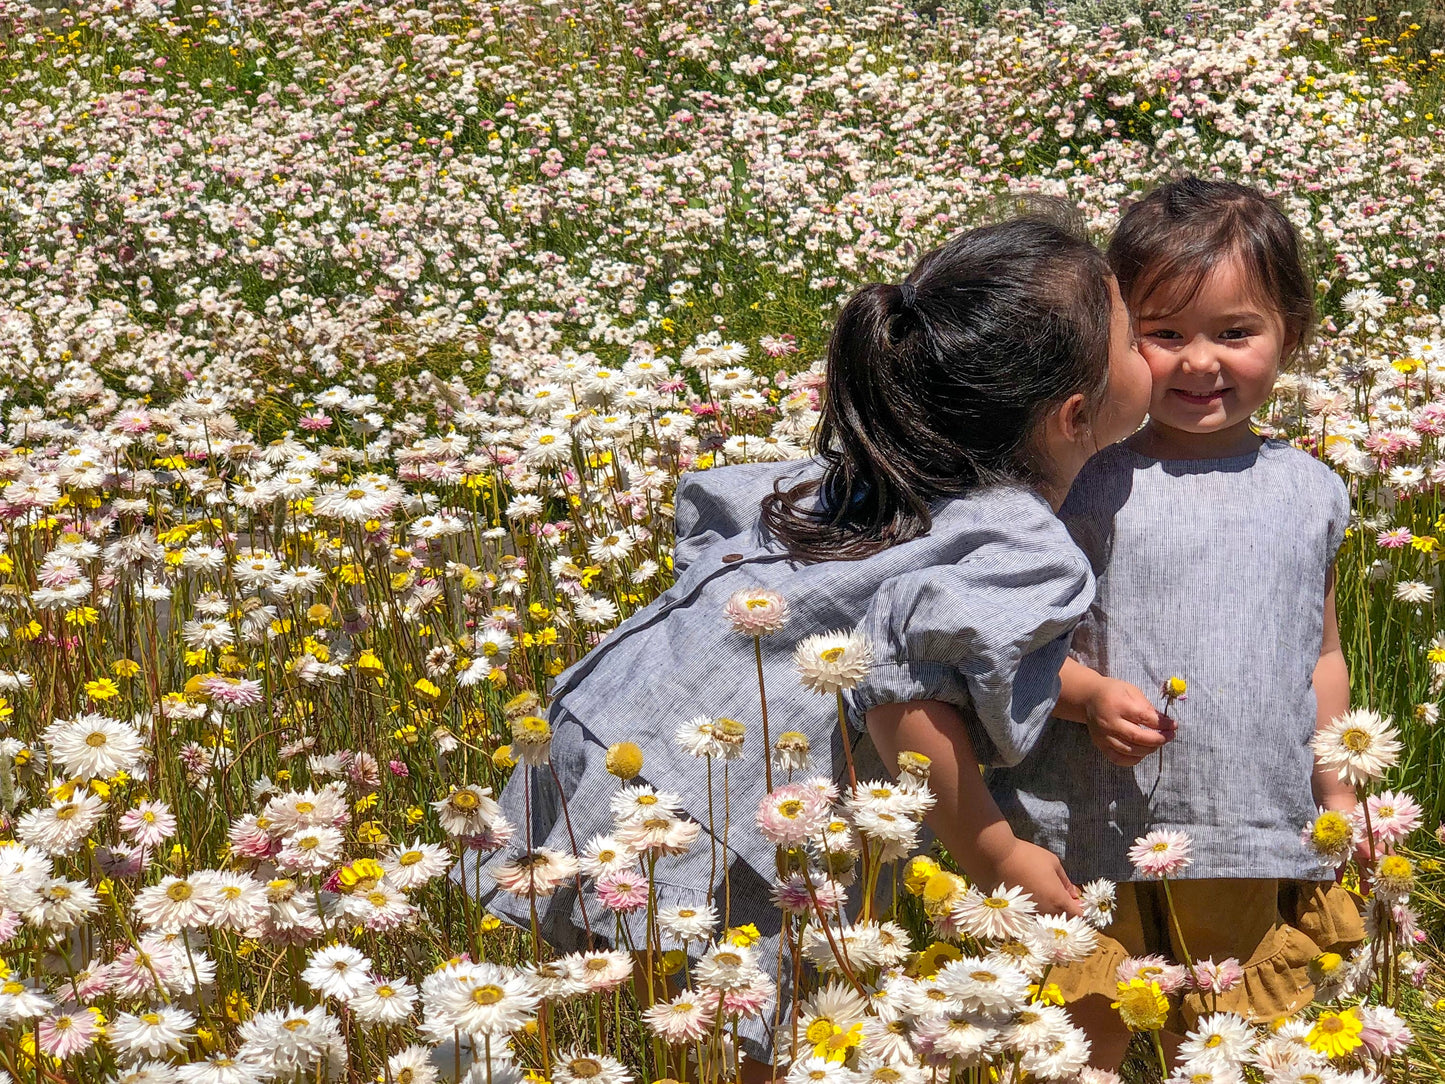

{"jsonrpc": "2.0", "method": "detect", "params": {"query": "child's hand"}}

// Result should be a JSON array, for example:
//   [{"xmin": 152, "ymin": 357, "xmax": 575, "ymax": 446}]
[
  {"xmin": 1083, "ymin": 678, "xmax": 1177, "ymax": 767},
  {"xmin": 979, "ymin": 837, "xmax": 1082, "ymax": 919}
]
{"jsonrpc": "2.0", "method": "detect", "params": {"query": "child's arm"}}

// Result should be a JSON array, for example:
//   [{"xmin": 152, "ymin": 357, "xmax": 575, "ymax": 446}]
[
  {"xmin": 1057, "ymin": 656, "xmax": 1176, "ymax": 767},
  {"xmin": 867, "ymin": 699, "xmax": 1082, "ymax": 918},
  {"xmin": 1312, "ymin": 567, "xmax": 1360, "ymax": 813},
  {"xmin": 1312, "ymin": 565, "xmax": 1372, "ymax": 883}
]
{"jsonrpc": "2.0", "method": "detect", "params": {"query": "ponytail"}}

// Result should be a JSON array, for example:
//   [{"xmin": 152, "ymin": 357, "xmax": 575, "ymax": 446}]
[{"xmin": 762, "ymin": 216, "xmax": 1113, "ymax": 562}]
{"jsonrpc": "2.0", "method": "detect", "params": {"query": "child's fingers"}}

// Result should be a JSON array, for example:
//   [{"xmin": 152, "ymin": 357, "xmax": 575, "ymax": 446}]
[
  {"xmin": 1113, "ymin": 720, "xmax": 1170, "ymax": 750},
  {"xmin": 1101, "ymin": 741, "xmax": 1146, "ymax": 767}
]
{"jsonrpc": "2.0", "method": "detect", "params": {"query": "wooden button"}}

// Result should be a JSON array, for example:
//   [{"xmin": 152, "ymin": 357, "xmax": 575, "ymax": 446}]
[{"xmin": 721, "ymin": 553, "xmax": 744, "ymax": 563}]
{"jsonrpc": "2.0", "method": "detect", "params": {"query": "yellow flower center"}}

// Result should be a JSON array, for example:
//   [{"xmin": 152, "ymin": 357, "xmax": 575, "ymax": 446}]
[
  {"xmin": 399, "ymin": 850, "xmax": 423, "ymax": 866},
  {"xmin": 983, "ymin": 897, "xmax": 1010, "ymax": 909},
  {"xmin": 472, "ymin": 985, "xmax": 505, "ymax": 1006},
  {"xmin": 142, "ymin": 1012, "xmax": 162, "ymax": 1025},
  {"xmin": 376, "ymin": 985, "xmax": 395, "ymax": 998},
  {"xmin": 85, "ymin": 732, "xmax": 108, "ymax": 748},
  {"xmin": 1341, "ymin": 728, "xmax": 1371, "ymax": 752},
  {"xmin": 167, "ymin": 882, "xmax": 194, "ymax": 901},
  {"xmin": 282, "ymin": 1018, "xmax": 309, "ymax": 1032},
  {"xmin": 295, "ymin": 801, "xmax": 315, "ymax": 815},
  {"xmin": 819, "ymin": 647, "xmax": 845, "ymax": 663},
  {"xmin": 451, "ymin": 792, "xmax": 480, "ymax": 811},
  {"xmin": 778, "ymin": 799, "xmax": 804, "ymax": 818},
  {"xmin": 568, "ymin": 1059, "xmax": 602, "ymax": 1079}
]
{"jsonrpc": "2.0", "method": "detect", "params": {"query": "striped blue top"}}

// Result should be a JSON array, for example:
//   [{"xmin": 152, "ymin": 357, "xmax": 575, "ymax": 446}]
[
  {"xmin": 988, "ymin": 437, "xmax": 1351, "ymax": 882},
  {"xmin": 474, "ymin": 457, "xmax": 1096, "ymax": 1059}
]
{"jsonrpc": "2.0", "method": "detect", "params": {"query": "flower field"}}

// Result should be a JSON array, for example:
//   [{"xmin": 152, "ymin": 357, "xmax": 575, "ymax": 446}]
[{"xmin": 0, "ymin": 0, "xmax": 1443, "ymax": 1080}]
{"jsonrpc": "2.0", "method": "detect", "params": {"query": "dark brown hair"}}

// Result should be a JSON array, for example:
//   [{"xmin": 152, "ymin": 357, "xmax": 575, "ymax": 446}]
[
  {"xmin": 1107, "ymin": 177, "xmax": 1314, "ymax": 349},
  {"xmin": 760, "ymin": 216, "xmax": 1114, "ymax": 562}
]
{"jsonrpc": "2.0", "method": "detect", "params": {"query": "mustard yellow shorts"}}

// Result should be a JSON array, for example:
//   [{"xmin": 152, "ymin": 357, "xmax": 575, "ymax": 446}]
[{"xmin": 1050, "ymin": 879, "xmax": 1365, "ymax": 1032}]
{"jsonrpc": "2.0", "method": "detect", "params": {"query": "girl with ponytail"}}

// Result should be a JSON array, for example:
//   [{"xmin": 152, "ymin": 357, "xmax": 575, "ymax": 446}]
[{"xmin": 474, "ymin": 215, "xmax": 1152, "ymax": 1068}]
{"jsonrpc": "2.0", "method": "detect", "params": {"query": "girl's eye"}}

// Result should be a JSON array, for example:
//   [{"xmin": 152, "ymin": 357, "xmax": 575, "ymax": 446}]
[
  {"xmin": 1220, "ymin": 328, "xmax": 1252, "ymax": 341},
  {"xmin": 1143, "ymin": 328, "xmax": 1179, "ymax": 340}
]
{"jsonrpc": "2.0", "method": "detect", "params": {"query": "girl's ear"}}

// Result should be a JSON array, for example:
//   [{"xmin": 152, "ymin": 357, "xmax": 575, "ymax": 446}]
[{"xmin": 1048, "ymin": 391, "xmax": 1091, "ymax": 447}]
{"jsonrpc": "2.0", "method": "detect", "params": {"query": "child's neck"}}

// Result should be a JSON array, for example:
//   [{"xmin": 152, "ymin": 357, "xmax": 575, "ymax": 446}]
[{"xmin": 1127, "ymin": 418, "xmax": 1264, "ymax": 461}]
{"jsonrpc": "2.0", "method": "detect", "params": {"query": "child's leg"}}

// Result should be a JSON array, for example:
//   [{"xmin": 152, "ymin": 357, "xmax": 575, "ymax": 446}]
[
  {"xmin": 1048, "ymin": 883, "xmax": 1149, "ymax": 1070},
  {"xmin": 1065, "ymin": 992, "xmax": 1135, "ymax": 1069}
]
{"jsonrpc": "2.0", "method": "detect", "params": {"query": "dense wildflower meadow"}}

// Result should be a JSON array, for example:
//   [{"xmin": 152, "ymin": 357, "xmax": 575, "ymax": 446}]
[{"xmin": 0, "ymin": 0, "xmax": 1443, "ymax": 1080}]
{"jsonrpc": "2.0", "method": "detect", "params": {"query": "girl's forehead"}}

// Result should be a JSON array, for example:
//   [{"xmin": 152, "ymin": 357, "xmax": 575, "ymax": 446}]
[{"xmin": 1132, "ymin": 251, "xmax": 1279, "ymax": 323}]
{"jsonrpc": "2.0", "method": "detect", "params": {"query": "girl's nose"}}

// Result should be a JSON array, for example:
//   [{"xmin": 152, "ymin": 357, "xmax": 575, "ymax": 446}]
[{"xmin": 1180, "ymin": 348, "xmax": 1220, "ymax": 375}]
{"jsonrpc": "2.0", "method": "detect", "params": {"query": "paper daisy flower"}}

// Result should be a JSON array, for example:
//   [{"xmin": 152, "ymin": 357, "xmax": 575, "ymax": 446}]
[
  {"xmin": 657, "ymin": 902, "xmax": 719, "ymax": 943},
  {"xmin": 757, "ymin": 783, "xmax": 830, "ymax": 846},
  {"xmin": 45, "ymin": 713, "xmax": 145, "ymax": 780},
  {"xmin": 724, "ymin": 587, "xmax": 790, "ymax": 637},
  {"xmin": 950, "ymin": 884, "xmax": 1039, "ymax": 942},
  {"xmin": 793, "ymin": 629, "xmax": 873, "ymax": 695},
  {"xmin": 1128, "ymin": 829, "xmax": 1194, "ymax": 878},
  {"xmin": 1179, "ymin": 1011, "xmax": 1255, "ymax": 1064},
  {"xmin": 1079, "ymin": 879, "xmax": 1118, "ymax": 929},
  {"xmin": 108, "ymin": 1007, "xmax": 197, "ymax": 1059},
  {"xmin": 1303, "ymin": 808, "xmax": 1359, "ymax": 866},
  {"xmin": 934, "ymin": 956, "xmax": 1031, "ymax": 1016},
  {"xmin": 1111, "ymin": 978, "xmax": 1168, "ymax": 1032},
  {"xmin": 301, "ymin": 943, "xmax": 373, "ymax": 1002},
  {"xmin": 1311, "ymin": 709, "xmax": 1402, "ymax": 786}
]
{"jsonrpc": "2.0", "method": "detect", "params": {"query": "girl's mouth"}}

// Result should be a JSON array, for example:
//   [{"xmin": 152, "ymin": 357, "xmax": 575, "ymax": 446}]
[{"xmin": 1171, "ymin": 388, "xmax": 1229, "ymax": 405}]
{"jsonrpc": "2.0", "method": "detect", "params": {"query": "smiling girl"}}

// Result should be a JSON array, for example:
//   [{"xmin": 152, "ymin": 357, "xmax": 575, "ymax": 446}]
[{"xmin": 979, "ymin": 178, "xmax": 1368, "ymax": 1067}]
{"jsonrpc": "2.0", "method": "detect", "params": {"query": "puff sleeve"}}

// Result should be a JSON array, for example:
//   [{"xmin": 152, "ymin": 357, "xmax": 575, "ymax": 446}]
[{"xmin": 847, "ymin": 544, "xmax": 1094, "ymax": 768}]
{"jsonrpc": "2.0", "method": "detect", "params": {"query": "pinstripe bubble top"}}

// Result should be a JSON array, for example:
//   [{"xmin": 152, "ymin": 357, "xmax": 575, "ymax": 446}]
[
  {"xmin": 480, "ymin": 458, "xmax": 1095, "ymax": 924},
  {"xmin": 988, "ymin": 437, "xmax": 1351, "ymax": 882},
  {"xmin": 549, "ymin": 458, "xmax": 1095, "ymax": 777}
]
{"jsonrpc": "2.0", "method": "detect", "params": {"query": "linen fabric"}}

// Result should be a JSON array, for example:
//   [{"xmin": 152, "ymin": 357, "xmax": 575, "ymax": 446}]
[
  {"xmin": 989, "ymin": 437, "xmax": 1351, "ymax": 882},
  {"xmin": 468, "ymin": 457, "xmax": 1095, "ymax": 1057}
]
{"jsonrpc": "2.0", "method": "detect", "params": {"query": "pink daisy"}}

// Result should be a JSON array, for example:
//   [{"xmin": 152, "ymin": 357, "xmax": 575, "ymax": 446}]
[
  {"xmin": 1190, "ymin": 957, "xmax": 1244, "ymax": 994},
  {"xmin": 770, "ymin": 873, "xmax": 844, "ymax": 917},
  {"xmin": 1377, "ymin": 528, "xmax": 1413, "ymax": 548},
  {"xmin": 756, "ymin": 784, "xmax": 828, "ymax": 846},
  {"xmin": 722, "ymin": 977, "xmax": 774, "ymax": 1018},
  {"xmin": 594, "ymin": 872, "xmax": 649, "ymax": 913},
  {"xmin": 119, "ymin": 799, "xmax": 176, "ymax": 848},
  {"xmin": 37, "ymin": 1009, "xmax": 99, "ymax": 1059},
  {"xmin": 1128, "ymin": 829, "xmax": 1193, "ymax": 878},
  {"xmin": 1359, "ymin": 789, "xmax": 1424, "ymax": 848},
  {"xmin": 724, "ymin": 588, "xmax": 790, "ymax": 638}
]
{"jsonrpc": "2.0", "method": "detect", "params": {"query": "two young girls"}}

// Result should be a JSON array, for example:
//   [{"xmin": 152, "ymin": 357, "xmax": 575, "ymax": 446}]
[
  {"xmin": 483, "ymin": 179, "xmax": 1361, "ymax": 1071},
  {"xmin": 480, "ymin": 215, "xmax": 1150, "ymax": 1062},
  {"xmin": 865, "ymin": 179, "xmax": 1364, "ymax": 1068}
]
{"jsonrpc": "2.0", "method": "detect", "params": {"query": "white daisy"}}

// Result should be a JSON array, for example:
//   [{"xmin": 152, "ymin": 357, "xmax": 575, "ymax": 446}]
[{"xmin": 301, "ymin": 943, "xmax": 373, "ymax": 1002}]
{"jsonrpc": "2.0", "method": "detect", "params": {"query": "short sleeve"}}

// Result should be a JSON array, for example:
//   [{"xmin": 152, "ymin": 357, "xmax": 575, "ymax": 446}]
[{"xmin": 847, "ymin": 544, "xmax": 1094, "ymax": 768}]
